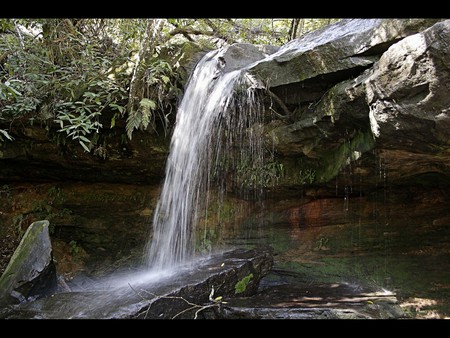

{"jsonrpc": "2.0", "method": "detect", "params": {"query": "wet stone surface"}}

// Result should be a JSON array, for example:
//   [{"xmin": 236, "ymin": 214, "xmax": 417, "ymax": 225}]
[
  {"xmin": 216, "ymin": 269, "xmax": 406, "ymax": 319},
  {"xmin": 0, "ymin": 247, "xmax": 273, "ymax": 319}
]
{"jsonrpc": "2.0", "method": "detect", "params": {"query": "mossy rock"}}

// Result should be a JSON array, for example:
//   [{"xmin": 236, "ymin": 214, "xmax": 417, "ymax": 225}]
[{"xmin": 0, "ymin": 220, "xmax": 57, "ymax": 305}]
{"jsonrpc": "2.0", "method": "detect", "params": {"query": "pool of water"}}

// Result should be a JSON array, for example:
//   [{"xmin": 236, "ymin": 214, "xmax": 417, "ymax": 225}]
[{"xmin": 224, "ymin": 203, "xmax": 450, "ymax": 318}]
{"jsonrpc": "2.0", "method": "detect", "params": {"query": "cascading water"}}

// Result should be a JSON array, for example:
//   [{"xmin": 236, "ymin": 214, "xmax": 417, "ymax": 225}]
[{"xmin": 144, "ymin": 48, "xmax": 268, "ymax": 271}]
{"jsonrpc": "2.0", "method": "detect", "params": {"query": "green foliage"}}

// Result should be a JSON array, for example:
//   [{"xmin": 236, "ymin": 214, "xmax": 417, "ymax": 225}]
[
  {"xmin": 235, "ymin": 273, "xmax": 254, "ymax": 294},
  {"xmin": 166, "ymin": 19, "xmax": 339, "ymax": 46},
  {"xmin": 301, "ymin": 19, "xmax": 340, "ymax": 35},
  {"xmin": 69, "ymin": 240, "xmax": 81, "ymax": 256},
  {"xmin": 299, "ymin": 168, "xmax": 316, "ymax": 185},
  {"xmin": 0, "ymin": 19, "xmax": 15, "ymax": 33},
  {"xmin": 55, "ymin": 106, "xmax": 102, "ymax": 152},
  {"xmin": 0, "ymin": 80, "xmax": 21, "ymax": 100},
  {"xmin": 126, "ymin": 58, "xmax": 182, "ymax": 139},
  {"xmin": 0, "ymin": 18, "xmax": 340, "ymax": 150},
  {"xmin": 0, "ymin": 19, "xmax": 130, "ymax": 151},
  {"xmin": 236, "ymin": 159, "xmax": 284, "ymax": 189},
  {"xmin": 197, "ymin": 228, "xmax": 217, "ymax": 254},
  {"xmin": 218, "ymin": 201, "xmax": 234, "ymax": 222},
  {"xmin": 126, "ymin": 98, "xmax": 155, "ymax": 139}
]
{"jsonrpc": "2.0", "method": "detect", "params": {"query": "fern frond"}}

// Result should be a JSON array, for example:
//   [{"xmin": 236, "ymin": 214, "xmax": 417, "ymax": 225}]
[{"xmin": 126, "ymin": 111, "xmax": 142, "ymax": 140}]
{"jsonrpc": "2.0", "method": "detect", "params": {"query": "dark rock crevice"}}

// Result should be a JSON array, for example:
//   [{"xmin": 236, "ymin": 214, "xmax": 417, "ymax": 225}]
[
  {"xmin": 348, "ymin": 38, "xmax": 402, "ymax": 58},
  {"xmin": 268, "ymin": 63, "xmax": 374, "ymax": 108}
]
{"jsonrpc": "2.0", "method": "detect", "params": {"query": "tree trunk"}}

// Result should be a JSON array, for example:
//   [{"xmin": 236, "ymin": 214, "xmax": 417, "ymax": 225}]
[
  {"xmin": 126, "ymin": 19, "xmax": 165, "ymax": 117},
  {"xmin": 288, "ymin": 19, "xmax": 305, "ymax": 41}
]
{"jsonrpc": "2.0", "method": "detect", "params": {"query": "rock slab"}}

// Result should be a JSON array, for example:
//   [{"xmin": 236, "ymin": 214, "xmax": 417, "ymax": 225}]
[
  {"xmin": 0, "ymin": 246, "xmax": 273, "ymax": 319},
  {"xmin": 0, "ymin": 220, "xmax": 57, "ymax": 305}
]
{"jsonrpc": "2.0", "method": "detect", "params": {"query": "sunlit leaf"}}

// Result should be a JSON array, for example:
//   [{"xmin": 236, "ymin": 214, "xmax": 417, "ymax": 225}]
[
  {"xmin": 161, "ymin": 75, "xmax": 170, "ymax": 84},
  {"xmin": 0, "ymin": 129, "xmax": 14, "ymax": 141},
  {"xmin": 140, "ymin": 98, "xmax": 156, "ymax": 110},
  {"xmin": 79, "ymin": 135, "xmax": 91, "ymax": 143},
  {"xmin": 79, "ymin": 140, "xmax": 90, "ymax": 152}
]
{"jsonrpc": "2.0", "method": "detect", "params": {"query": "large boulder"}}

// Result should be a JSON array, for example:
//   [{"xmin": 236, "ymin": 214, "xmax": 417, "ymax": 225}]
[
  {"xmin": 250, "ymin": 19, "xmax": 440, "ymax": 95},
  {"xmin": 366, "ymin": 20, "xmax": 450, "ymax": 145},
  {"xmin": 0, "ymin": 220, "xmax": 57, "ymax": 305},
  {"xmin": 363, "ymin": 20, "xmax": 450, "ymax": 183},
  {"xmin": 244, "ymin": 19, "xmax": 450, "ymax": 191},
  {"xmin": 215, "ymin": 43, "xmax": 279, "ymax": 74}
]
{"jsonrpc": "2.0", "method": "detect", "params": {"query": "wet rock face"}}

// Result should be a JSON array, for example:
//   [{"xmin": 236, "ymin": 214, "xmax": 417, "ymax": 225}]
[
  {"xmin": 0, "ymin": 246, "xmax": 273, "ymax": 319},
  {"xmin": 250, "ymin": 19, "xmax": 440, "ymax": 92},
  {"xmin": 0, "ymin": 182, "xmax": 162, "ymax": 277},
  {"xmin": 0, "ymin": 221, "xmax": 57, "ymax": 305},
  {"xmin": 365, "ymin": 20, "xmax": 450, "ymax": 148},
  {"xmin": 218, "ymin": 43, "xmax": 279, "ymax": 74},
  {"xmin": 0, "ymin": 126, "xmax": 170, "ymax": 184},
  {"xmin": 216, "ymin": 282, "xmax": 406, "ymax": 319},
  {"xmin": 248, "ymin": 19, "xmax": 450, "ymax": 191}
]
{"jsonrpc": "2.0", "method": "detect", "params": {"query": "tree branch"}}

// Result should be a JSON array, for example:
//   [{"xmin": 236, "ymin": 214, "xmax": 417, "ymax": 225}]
[
  {"xmin": 204, "ymin": 19, "xmax": 237, "ymax": 44},
  {"xmin": 169, "ymin": 27, "xmax": 217, "ymax": 38},
  {"xmin": 13, "ymin": 20, "xmax": 25, "ymax": 49},
  {"xmin": 266, "ymin": 89, "xmax": 292, "ymax": 120},
  {"xmin": 129, "ymin": 283, "xmax": 224, "ymax": 319},
  {"xmin": 169, "ymin": 25, "xmax": 236, "ymax": 45},
  {"xmin": 167, "ymin": 21, "xmax": 195, "ymax": 42}
]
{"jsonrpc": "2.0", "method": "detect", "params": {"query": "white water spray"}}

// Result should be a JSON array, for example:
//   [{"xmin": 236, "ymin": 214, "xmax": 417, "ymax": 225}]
[{"xmin": 144, "ymin": 48, "xmax": 267, "ymax": 271}]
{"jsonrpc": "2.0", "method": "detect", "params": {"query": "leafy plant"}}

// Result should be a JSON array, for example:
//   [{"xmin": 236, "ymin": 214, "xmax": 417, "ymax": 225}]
[
  {"xmin": 0, "ymin": 128, "xmax": 13, "ymax": 142},
  {"xmin": 235, "ymin": 273, "xmax": 254, "ymax": 294},
  {"xmin": 69, "ymin": 240, "xmax": 81, "ymax": 256},
  {"xmin": 0, "ymin": 19, "xmax": 129, "ymax": 151},
  {"xmin": 299, "ymin": 168, "xmax": 316, "ymax": 185},
  {"xmin": 236, "ymin": 159, "xmax": 284, "ymax": 189},
  {"xmin": 125, "ymin": 58, "xmax": 181, "ymax": 139},
  {"xmin": 54, "ymin": 103, "xmax": 103, "ymax": 152},
  {"xmin": 1, "ymin": 18, "xmax": 340, "ymax": 151},
  {"xmin": 125, "ymin": 98, "xmax": 156, "ymax": 139},
  {"xmin": 197, "ymin": 228, "xmax": 217, "ymax": 254}
]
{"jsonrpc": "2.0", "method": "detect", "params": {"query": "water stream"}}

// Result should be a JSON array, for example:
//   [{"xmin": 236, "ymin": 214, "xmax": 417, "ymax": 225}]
[{"xmin": 144, "ymin": 48, "xmax": 267, "ymax": 271}]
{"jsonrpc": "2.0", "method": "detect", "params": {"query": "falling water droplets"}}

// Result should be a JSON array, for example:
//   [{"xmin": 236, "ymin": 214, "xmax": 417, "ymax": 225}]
[{"xmin": 144, "ymin": 48, "xmax": 268, "ymax": 271}]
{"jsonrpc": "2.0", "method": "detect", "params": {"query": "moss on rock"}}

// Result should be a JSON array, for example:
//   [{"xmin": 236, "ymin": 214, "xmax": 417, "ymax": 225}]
[{"xmin": 0, "ymin": 220, "xmax": 56, "ymax": 304}]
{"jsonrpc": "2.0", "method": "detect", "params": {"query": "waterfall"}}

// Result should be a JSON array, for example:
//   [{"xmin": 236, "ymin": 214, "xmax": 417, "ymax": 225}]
[{"xmin": 144, "ymin": 48, "xmax": 267, "ymax": 271}]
